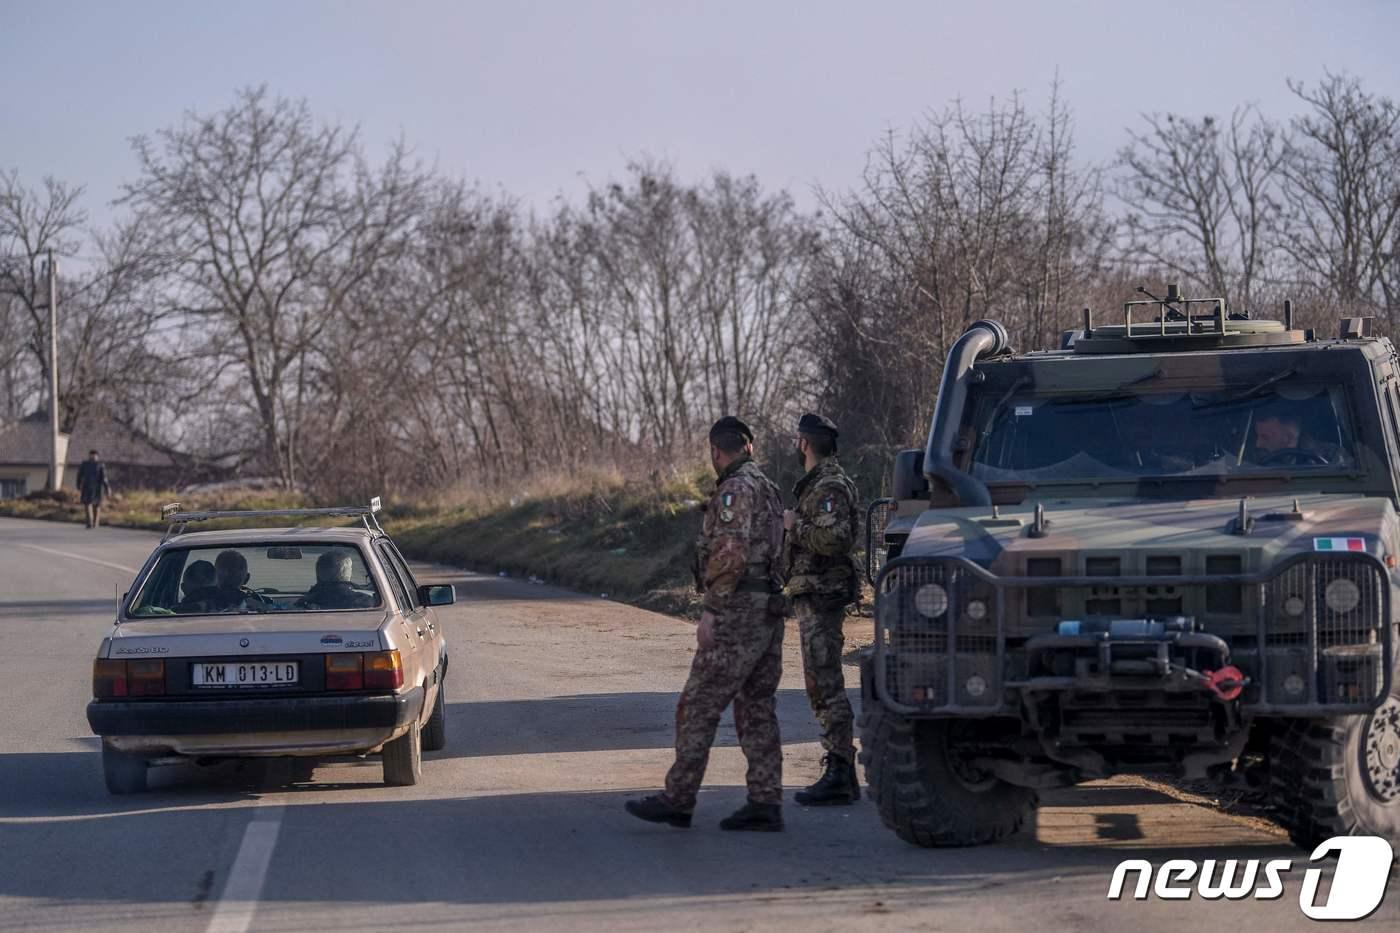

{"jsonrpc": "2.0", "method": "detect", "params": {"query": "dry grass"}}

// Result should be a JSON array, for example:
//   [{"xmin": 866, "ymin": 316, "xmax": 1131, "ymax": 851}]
[{"xmin": 392, "ymin": 464, "xmax": 713, "ymax": 615}]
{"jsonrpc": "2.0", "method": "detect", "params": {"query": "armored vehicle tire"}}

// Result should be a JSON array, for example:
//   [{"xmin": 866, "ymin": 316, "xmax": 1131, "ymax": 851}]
[
  {"xmin": 860, "ymin": 707, "xmax": 1037, "ymax": 847},
  {"xmin": 1269, "ymin": 689, "xmax": 1400, "ymax": 849},
  {"xmin": 422, "ymin": 682, "xmax": 447, "ymax": 752},
  {"xmin": 382, "ymin": 720, "xmax": 423, "ymax": 786},
  {"xmin": 102, "ymin": 741, "xmax": 148, "ymax": 795}
]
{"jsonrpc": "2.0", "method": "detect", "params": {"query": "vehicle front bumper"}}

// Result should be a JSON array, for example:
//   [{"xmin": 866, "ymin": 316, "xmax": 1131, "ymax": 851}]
[{"xmin": 88, "ymin": 687, "xmax": 424, "ymax": 756}]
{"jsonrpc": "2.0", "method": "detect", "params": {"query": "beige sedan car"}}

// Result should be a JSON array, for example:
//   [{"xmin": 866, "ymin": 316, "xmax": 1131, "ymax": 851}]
[{"xmin": 86, "ymin": 502, "xmax": 452, "ymax": 793}]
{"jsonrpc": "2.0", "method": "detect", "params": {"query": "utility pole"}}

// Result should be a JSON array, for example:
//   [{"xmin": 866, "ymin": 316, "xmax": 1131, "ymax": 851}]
[{"xmin": 45, "ymin": 249, "xmax": 62, "ymax": 491}]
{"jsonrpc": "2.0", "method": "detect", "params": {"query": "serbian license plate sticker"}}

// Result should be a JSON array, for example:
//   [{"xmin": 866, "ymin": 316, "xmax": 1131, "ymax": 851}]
[
  {"xmin": 192, "ymin": 661, "xmax": 299, "ymax": 688},
  {"xmin": 1314, "ymin": 537, "xmax": 1366, "ymax": 552}
]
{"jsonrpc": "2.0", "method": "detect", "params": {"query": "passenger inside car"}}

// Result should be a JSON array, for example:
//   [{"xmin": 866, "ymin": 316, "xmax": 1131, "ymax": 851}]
[
  {"xmin": 179, "ymin": 560, "xmax": 217, "ymax": 604},
  {"xmin": 299, "ymin": 549, "xmax": 375, "ymax": 609},
  {"xmin": 205, "ymin": 549, "xmax": 260, "ymax": 611}
]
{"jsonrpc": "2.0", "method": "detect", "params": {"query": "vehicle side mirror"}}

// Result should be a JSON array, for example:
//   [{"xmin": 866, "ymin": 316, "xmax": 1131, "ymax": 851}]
[{"xmin": 419, "ymin": 584, "xmax": 455, "ymax": 607}]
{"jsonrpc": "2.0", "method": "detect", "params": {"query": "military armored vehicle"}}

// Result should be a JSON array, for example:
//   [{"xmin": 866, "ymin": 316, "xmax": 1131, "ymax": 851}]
[{"xmin": 860, "ymin": 287, "xmax": 1400, "ymax": 849}]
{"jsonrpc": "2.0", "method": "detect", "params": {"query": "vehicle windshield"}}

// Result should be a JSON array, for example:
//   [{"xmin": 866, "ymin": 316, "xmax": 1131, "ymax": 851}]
[
  {"xmin": 968, "ymin": 380, "xmax": 1358, "ymax": 484},
  {"xmin": 127, "ymin": 543, "xmax": 382, "ymax": 617}
]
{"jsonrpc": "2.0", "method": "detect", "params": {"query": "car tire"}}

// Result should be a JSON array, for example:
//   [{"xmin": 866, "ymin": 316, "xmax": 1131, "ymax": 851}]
[
  {"xmin": 1270, "ymin": 687, "xmax": 1400, "ymax": 849},
  {"xmin": 422, "ymin": 681, "xmax": 447, "ymax": 753},
  {"xmin": 102, "ymin": 741, "xmax": 148, "ymax": 795},
  {"xmin": 382, "ymin": 719, "xmax": 423, "ymax": 786},
  {"xmin": 860, "ymin": 707, "xmax": 1036, "ymax": 847}
]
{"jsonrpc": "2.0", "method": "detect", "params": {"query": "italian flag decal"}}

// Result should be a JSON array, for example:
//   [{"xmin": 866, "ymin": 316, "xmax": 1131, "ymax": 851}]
[{"xmin": 1314, "ymin": 537, "xmax": 1366, "ymax": 552}]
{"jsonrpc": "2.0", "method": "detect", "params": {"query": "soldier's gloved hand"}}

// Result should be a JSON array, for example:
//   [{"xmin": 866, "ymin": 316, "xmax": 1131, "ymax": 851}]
[
  {"xmin": 783, "ymin": 509, "xmax": 798, "ymax": 532},
  {"xmin": 697, "ymin": 611, "xmax": 717, "ymax": 650}
]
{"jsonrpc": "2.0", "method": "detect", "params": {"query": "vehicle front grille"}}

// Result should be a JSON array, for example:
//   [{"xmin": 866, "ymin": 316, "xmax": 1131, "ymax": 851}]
[
  {"xmin": 877, "ymin": 561, "xmax": 1000, "ymax": 710},
  {"xmin": 1256, "ymin": 557, "xmax": 1388, "ymax": 705},
  {"xmin": 1005, "ymin": 551, "xmax": 1251, "ymax": 635}
]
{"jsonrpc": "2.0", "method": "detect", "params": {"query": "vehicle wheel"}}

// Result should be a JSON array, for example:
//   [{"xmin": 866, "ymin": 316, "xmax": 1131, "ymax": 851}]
[
  {"xmin": 382, "ymin": 720, "xmax": 422, "ymax": 786},
  {"xmin": 1270, "ymin": 688, "xmax": 1400, "ymax": 849},
  {"xmin": 102, "ymin": 741, "xmax": 148, "ymax": 795},
  {"xmin": 421, "ymin": 681, "xmax": 447, "ymax": 753},
  {"xmin": 859, "ymin": 706, "xmax": 1036, "ymax": 847}
]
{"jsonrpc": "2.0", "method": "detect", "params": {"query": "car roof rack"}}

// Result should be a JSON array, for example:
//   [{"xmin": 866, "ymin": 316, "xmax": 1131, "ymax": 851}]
[{"xmin": 160, "ymin": 497, "xmax": 385, "ymax": 540}]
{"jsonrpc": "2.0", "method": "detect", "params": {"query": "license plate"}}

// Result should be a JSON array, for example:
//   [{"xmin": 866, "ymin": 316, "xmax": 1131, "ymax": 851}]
[{"xmin": 192, "ymin": 661, "xmax": 299, "ymax": 688}]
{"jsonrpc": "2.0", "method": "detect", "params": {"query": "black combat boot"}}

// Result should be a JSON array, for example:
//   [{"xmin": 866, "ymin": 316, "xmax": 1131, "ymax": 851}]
[
  {"xmin": 625, "ymin": 794, "xmax": 692, "ymax": 828},
  {"xmin": 794, "ymin": 754, "xmax": 860, "ymax": 806},
  {"xmin": 719, "ymin": 799, "xmax": 784, "ymax": 831}
]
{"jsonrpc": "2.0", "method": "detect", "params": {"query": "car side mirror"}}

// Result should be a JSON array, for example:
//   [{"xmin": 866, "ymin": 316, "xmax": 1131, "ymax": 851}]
[{"xmin": 419, "ymin": 584, "xmax": 455, "ymax": 607}]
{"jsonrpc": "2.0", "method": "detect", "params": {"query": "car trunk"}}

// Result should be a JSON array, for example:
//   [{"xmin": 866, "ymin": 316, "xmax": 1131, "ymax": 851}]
[{"xmin": 104, "ymin": 609, "xmax": 391, "ymax": 699}]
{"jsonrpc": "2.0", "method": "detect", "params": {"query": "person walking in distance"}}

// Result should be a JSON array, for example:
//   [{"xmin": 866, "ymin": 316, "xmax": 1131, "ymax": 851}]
[
  {"xmin": 626, "ymin": 416, "xmax": 789, "ymax": 831},
  {"xmin": 77, "ymin": 449, "xmax": 111, "ymax": 529},
  {"xmin": 785, "ymin": 414, "xmax": 862, "ymax": 805}
]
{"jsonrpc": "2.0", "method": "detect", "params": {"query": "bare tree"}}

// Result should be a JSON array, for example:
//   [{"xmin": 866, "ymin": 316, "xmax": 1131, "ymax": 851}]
[
  {"xmin": 813, "ymin": 88, "xmax": 1109, "ymax": 459},
  {"xmin": 121, "ymin": 87, "xmax": 428, "ymax": 487},
  {"xmin": 1278, "ymin": 73, "xmax": 1400, "ymax": 328},
  {"xmin": 0, "ymin": 171, "xmax": 166, "ymax": 432},
  {"xmin": 1117, "ymin": 106, "xmax": 1282, "ymax": 311}
]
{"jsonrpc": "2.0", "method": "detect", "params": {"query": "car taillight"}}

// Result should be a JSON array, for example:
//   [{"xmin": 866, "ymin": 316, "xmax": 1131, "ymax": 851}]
[
  {"xmin": 93, "ymin": 659, "xmax": 128, "ymax": 698},
  {"xmin": 364, "ymin": 650, "xmax": 403, "ymax": 689},
  {"xmin": 127, "ymin": 659, "xmax": 166, "ymax": 697},
  {"xmin": 325, "ymin": 653, "xmax": 364, "ymax": 690}
]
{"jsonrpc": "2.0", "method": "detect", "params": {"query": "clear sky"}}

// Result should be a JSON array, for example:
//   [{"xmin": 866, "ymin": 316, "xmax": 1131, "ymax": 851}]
[{"xmin": 3, "ymin": 0, "xmax": 1398, "ymax": 229}]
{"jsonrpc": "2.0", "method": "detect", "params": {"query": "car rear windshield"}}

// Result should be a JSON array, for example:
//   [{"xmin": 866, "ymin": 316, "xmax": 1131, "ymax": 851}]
[
  {"xmin": 968, "ymin": 380, "xmax": 1358, "ymax": 483},
  {"xmin": 127, "ymin": 544, "xmax": 382, "ymax": 617}
]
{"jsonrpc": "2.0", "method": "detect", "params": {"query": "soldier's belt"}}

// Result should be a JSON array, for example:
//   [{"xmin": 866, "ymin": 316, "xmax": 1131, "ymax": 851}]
[{"xmin": 734, "ymin": 578, "xmax": 780, "ymax": 595}]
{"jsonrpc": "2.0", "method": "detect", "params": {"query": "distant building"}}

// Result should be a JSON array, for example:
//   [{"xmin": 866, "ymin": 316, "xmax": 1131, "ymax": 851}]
[{"xmin": 0, "ymin": 411, "xmax": 182, "ymax": 498}]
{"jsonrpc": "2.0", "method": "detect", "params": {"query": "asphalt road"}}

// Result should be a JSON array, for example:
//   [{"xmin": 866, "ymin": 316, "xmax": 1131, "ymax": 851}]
[{"xmin": 0, "ymin": 515, "xmax": 1394, "ymax": 932}]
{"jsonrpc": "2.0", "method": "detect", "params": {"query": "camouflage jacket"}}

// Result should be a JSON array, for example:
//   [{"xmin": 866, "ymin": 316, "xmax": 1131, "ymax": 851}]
[
  {"xmin": 784, "ymin": 457, "xmax": 860, "ymax": 600},
  {"xmin": 693, "ymin": 457, "xmax": 786, "ymax": 613}
]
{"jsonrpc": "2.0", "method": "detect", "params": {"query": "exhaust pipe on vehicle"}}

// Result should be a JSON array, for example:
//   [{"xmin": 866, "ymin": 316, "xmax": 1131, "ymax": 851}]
[{"xmin": 923, "ymin": 320, "xmax": 1010, "ymax": 507}]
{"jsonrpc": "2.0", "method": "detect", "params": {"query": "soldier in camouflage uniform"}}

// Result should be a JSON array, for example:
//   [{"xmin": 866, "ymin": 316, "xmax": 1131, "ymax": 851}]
[
  {"xmin": 626, "ymin": 416, "xmax": 789, "ymax": 831},
  {"xmin": 784, "ymin": 413, "xmax": 862, "ymax": 805}
]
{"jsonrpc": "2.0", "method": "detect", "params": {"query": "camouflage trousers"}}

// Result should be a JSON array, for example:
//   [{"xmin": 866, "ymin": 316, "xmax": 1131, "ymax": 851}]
[
  {"xmin": 793, "ymin": 595, "xmax": 855, "ymax": 764},
  {"xmin": 664, "ymin": 604, "xmax": 784, "ymax": 810}
]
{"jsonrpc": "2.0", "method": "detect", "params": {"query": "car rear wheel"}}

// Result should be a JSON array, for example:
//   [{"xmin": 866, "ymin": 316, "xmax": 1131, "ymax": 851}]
[
  {"xmin": 382, "ymin": 719, "xmax": 423, "ymax": 786},
  {"xmin": 422, "ymin": 681, "xmax": 447, "ymax": 753},
  {"xmin": 102, "ymin": 741, "xmax": 148, "ymax": 795}
]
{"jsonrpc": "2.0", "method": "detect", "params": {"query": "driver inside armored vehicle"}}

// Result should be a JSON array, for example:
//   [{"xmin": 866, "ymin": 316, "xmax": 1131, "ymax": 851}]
[{"xmin": 970, "ymin": 378, "xmax": 1355, "ymax": 481}]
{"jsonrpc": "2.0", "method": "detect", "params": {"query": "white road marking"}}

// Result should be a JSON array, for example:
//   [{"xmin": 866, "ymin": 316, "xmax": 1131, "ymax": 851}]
[
  {"xmin": 12, "ymin": 542, "xmax": 138, "ymax": 574},
  {"xmin": 206, "ymin": 804, "xmax": 285, "ymax": 933}
]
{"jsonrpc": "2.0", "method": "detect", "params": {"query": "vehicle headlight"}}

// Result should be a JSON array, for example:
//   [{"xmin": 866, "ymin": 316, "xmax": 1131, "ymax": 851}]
[
  {"xmin": 1283, "ymin": 595, "xmax": 1306, "ymax": 618},
  {"xmin": 914, "ymin": 583, "xmax": 949, "ymax": 619},
  {"xmin": 1324, "ymin": 578, "xmax": 1361, "ymax": 614},
  {"xmin": 965, "ymin": 599, "xmax": 989, "ymax": 622}
]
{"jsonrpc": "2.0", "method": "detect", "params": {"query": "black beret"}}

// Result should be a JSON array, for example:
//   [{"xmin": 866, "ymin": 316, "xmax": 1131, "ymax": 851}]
[
  {"xmin": 709, "ymin": 415, "xmax": 754, "ymax": 444},
  {"xmin": 797, "ymin": 412, "xmax": 838, "ymax": 438}
]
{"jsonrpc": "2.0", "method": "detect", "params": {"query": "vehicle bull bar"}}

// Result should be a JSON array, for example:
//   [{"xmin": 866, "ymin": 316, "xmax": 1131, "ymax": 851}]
[{"xmin": 872, "ymin": 551, "xmax": 1394, "ymax": 717}]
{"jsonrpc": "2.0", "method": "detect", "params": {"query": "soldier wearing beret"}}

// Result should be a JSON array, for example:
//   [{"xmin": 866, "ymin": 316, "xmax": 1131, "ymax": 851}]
[
  {"xmin": 627, "ymin": 415, "xmax": 789, "ymax": 831},
  {"xmin": 785, "ymin": 412, "xmax": 862, "ymax": 805}
]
